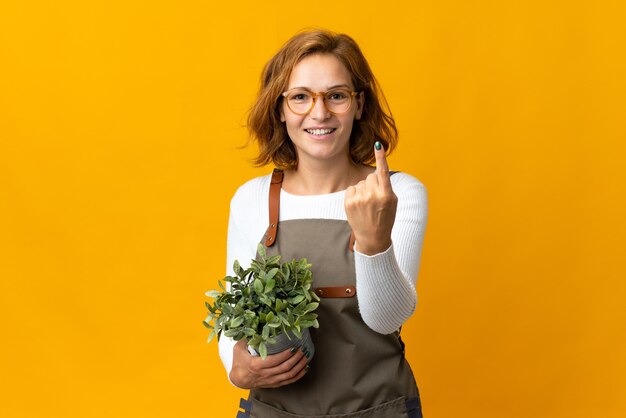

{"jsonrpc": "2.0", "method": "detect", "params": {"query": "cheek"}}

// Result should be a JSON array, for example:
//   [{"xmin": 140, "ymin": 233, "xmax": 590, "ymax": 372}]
[
  {"xmin": 286, "ymin": 112, "xmax": 305, "ymax": 126},
  {"xmin": 341, "ymin": 116, "xmax": 356, "ymax": 133},
  {"xmin": 283, "ymin": 115, "xmax": 303, "ymax": 138}
]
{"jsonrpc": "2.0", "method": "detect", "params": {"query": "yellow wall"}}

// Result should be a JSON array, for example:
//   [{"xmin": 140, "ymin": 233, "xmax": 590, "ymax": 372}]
[{"xmin": 1, "ymin": 1, "xmax": 625, "ymax": 417}]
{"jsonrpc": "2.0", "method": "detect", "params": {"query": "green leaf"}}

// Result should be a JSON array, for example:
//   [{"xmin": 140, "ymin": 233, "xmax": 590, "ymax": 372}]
[
  {"xmin": 262, "ymin": 324, "xmax": 270, "ymax": 340},
  {"xmin": 254, "ymin": 279, "xmax": 263, "ymax": 294},
  {"xmin": 275, "ymin": 299, "xmax": 283, "ymax": 312},
  {"xmin": 223, "ymin": 329, "xmax": 239, "ymax": 337},
  {"xmin": 278, "ymin": 312, "xmax": 290, "ymax": 326},
  {"xmin": 242, "ymin": 328, "xmax": 256, "ymax": 336},
  {"xmin": 292, "ymin": 327, "xmax": 302, "ymax": 339},
  {"xmin": 205, "ymin": 290, "xmax": 222, "ymax": 298},
  {"xmin": 249, "ymin": 335, "xmax": 262, "ymax": 347},
  {"xmin": 281, "ymin": 264, "xmax": 290, "ymax": 277},
  {"xmin": 299, "ymin": 320, "xmax": 316, "ymax": 329},
  {"xmin": 292, "ymin": 306, "xmax": 303, "ymax": 316},
  {"xmin": 265, "ymin": 312, "xmax": 275, "ymax": 323},
  {"xmin": 257, "ymin": 243, "xmax": 266, "ymax": 259},
  {"xmin": 300, "ymin": 313, "xmax": 317, "ymax": 322},
  {"xmin": 304, "ymin": 302, "xmax": 319, "ymax": 313},
  {"xmin": 264, "ymin": 278, "xmax": 276, "ymax": 293},
  {"xmin": 259, "ymin": 293, "xmax": 272, "ymax": 306},
  {"xmin": 259, "ymin": 342, "xmax": 267, "ymax": 359},
  {"xmin": 265, "ymin": 268, "xmax": 279, "ymax": 281},
  {"xmin": 230, "ymin": 317, "xmax": 244, "ymax": 328},
  {"xmin": 288, "ymin": 294, "xmax": 305, "ymax": 305},
  {"xmin": 233, "ymin": 260, "xmax": 242, "ymax": 276}
]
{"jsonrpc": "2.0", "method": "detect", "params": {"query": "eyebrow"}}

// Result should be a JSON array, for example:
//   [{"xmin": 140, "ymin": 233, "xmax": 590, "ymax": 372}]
[{"xmin": 288, "ymin": 84, "xmax": 352, "ymax": 91}]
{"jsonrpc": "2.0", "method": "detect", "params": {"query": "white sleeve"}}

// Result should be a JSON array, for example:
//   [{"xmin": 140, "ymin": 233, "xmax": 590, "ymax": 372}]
[
  {"xmin": 217, "ymin": 176, "xmax": 269, "ymax": 384},
  {"xmin": 354, "ymin": 174, "xmax": 428, "ymax": 334},
  {"xmin": 216, "ymin": 203, "xmax": 241, "ymax": 384}
]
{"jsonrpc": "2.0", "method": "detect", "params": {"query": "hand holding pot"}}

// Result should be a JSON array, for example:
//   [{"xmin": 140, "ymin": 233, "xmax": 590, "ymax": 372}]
[
  {"xmin": 345, "ymin": 142, "xmax": 398, "ymax": 255},
  {"xmin": 229, "ymin": 339, "xmax": 309, "ymax": 389}
]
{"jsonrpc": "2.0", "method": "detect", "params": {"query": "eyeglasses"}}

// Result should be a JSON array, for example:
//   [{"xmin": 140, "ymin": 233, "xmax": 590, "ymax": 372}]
[{"xmin": 281, "ymin": 87, "xmax": 359, "ymax": 115}]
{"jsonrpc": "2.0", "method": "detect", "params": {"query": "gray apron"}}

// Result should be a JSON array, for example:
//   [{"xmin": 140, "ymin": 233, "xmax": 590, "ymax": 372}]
[{"xmin": 237, "ymin": 169, "xmax": 422, "ymax": 418}]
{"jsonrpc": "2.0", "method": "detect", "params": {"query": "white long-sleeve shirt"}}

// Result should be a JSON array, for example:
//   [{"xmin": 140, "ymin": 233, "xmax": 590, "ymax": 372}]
[{"xmin": 217, "ymin": 171, "xmax": 428, "ymax": 379}]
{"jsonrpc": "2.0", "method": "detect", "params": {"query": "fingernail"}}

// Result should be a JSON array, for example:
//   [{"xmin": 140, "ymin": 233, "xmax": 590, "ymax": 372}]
[
  {"xmin": 305, "ymin": 365, "xmax": 310, "ymax": 372},
  {"xmin": 290, "ymin": 346, "xmax": 298, "ymax": 353},
  {"xmin": 305, "ymin": 351, "xmax": 311, "ymax": 359},
  {"xmin": 301, "ymin": 346, "xmax": 306, "ymax": 353},
  {"xmin": 375, "ymin": 141, "xmax": 382, "ymax": 151}
]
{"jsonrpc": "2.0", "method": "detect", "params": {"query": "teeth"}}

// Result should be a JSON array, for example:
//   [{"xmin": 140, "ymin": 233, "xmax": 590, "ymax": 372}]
[{"xmin": 306, "ymin": 128, "xmax": 335, "ymax": 135}]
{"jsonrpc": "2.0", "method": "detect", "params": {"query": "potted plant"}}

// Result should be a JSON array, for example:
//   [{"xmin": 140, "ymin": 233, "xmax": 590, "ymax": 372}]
[{"xmin": 204, "ymin": 244, "xmax": 320, "ymax": 359}]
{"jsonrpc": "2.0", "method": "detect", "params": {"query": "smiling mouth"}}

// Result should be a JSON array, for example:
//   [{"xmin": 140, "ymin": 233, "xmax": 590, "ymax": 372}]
[{"xmin": 305, "ymin": 128, "xmax": 336, "ymax": 135}]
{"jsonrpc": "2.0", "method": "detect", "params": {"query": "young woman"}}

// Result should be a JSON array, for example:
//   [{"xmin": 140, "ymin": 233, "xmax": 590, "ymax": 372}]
[{"xmin": 218, "ymin": 29, "xmax": 428, "ymax": 417}]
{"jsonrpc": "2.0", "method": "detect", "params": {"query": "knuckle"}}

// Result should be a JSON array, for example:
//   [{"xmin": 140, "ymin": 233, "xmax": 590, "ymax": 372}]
[{"xmin": 381, "ymin": 192, "xmax": 396, "ymax": 204}]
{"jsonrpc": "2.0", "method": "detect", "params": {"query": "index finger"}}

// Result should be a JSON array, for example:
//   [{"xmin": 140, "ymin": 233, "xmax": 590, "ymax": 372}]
[
  {"xmin": 374, "ymin": 141, "xmax": 391, "ymax": 186},
  {"xmin": 253, "ymin": 345, "xmax": 301, "ymax": 369}
]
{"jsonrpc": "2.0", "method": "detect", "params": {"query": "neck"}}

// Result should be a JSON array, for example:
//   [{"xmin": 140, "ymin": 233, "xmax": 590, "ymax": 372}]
[{"xmin": 282, "ymin": 157, "xmax": 372, "ymax": 195}]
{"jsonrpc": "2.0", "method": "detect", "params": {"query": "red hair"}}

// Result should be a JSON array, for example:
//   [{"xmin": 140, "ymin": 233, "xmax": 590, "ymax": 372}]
[{"xmin": 247, "ymin": 29, "xmax": 398, "ymax": 168}]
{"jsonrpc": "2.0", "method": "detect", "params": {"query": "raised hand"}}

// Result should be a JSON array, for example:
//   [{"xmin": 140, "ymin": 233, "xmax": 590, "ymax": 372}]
[
  {"xmin": 344, "ymin": 142, "xmax": 398, "ymax": 255},
  {"xmin": 229, "ymin": 339, "xmax": 309, "ymax": 389}
]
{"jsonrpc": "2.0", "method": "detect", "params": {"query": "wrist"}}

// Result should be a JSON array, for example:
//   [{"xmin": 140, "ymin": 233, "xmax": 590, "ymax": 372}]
[{"xmin": 354, "ymin": 238, "xmax": 392, "ymax": 256}]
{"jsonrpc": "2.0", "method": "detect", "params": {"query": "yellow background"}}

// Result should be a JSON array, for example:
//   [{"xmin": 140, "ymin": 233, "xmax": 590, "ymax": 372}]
[{"xmin": 1, "ymin": 1, "xmax": 625, "ymax": 417}]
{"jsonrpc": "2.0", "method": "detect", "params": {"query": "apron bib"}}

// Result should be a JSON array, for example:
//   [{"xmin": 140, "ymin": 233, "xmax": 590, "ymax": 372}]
[{"xmin": 237, "ymin": 169, "xmax": 422, "ymax": 418}]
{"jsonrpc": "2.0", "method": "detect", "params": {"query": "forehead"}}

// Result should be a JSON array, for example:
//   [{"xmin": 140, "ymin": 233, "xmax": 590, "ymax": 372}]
[{"xmin": 287, "ymin": 53, "xmax": 353, "ymax": 89}]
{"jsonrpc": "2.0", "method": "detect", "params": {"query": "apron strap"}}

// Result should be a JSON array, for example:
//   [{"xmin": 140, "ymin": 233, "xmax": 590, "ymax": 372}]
[
  {"xmin": 314, "ymin": 285, "xmax": 357, "ymax": 298},
  {"xmin": 264, "ymin": 168, "xmax": 284, "ymax": 247}
]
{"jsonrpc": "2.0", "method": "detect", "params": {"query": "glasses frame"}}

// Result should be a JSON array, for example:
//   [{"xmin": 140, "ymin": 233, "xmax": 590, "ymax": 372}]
[{"xmin": 281, "ymin": 87, "xmax": 359, "ymax": 116}]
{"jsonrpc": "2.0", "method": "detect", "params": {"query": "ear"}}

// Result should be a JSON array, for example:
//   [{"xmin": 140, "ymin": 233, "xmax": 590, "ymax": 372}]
[
  {"xmin": 354, "ymin": 91, "xmax": 365, "ymax": 120},
  {"xmin": 279, "ymin": 102, "xmax": 286, "ymax": 122}
]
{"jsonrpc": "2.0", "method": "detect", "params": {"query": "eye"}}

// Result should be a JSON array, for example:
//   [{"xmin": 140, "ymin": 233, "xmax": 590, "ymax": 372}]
[
  {"xmin": 327, "ymin": 90, "xmax": 349, "ymax": 101},
  {"xmin": 288, "ymin": 90, "xmax": 311, "ymax": 102}
]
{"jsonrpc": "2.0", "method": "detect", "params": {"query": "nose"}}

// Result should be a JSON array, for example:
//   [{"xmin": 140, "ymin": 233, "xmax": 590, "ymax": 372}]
[{"xmin": 309, "ymin": 93, "xmax": 331, "ymax": 120}]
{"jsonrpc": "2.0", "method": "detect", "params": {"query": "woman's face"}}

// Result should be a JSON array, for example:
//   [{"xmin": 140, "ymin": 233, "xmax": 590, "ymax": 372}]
[{"xmin": 280, "ymin": 53, "xmax": 364, "ymax": 167}]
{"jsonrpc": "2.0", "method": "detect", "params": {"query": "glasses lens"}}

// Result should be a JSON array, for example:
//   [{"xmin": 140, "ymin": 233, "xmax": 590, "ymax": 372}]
[
  {"xmin": 324, "ymin": 89, "xmax": 352, "ymax": 114},
  {"xmin": 286, "ymin": 89, "xmax": 313, "ymax": 114}
]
